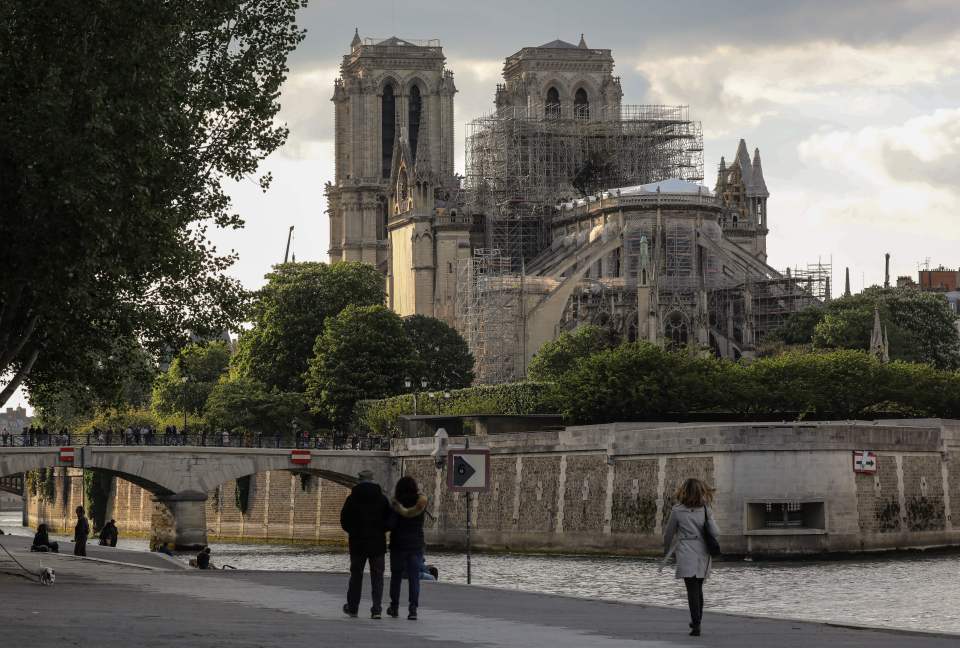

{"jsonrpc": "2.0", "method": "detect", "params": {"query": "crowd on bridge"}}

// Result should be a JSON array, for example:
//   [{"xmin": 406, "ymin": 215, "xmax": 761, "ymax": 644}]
[{"xmin": 0, "ymin": 424, "xmax": 388, "ymax": 451}]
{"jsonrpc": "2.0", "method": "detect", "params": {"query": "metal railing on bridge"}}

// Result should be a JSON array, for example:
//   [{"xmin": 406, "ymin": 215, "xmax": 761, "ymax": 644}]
[{"xmin": 0, "ymin": 432, "xmax": 389, "ymax": 452}]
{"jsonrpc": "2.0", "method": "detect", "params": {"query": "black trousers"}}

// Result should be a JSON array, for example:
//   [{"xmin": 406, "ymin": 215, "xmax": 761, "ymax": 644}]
[
  {"xmin": 346, "ymin": 552, "xmax": 385, "ymax": 614},
  {"xmin": 683, "ymin": 577, "xmax": 704, "ymax": 626}
]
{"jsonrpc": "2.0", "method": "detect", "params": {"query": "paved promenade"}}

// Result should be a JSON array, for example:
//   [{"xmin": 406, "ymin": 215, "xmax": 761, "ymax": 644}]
[{"xmin": 0, "ymin": 538, "xmax": 955, "ymax": 647}]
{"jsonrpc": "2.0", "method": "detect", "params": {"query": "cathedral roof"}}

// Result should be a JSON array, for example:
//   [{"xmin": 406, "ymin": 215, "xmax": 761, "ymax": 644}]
[
  {"xmin": 376, "ymin": 36, "xmax": 418, "ymax": 47},
  {"xmin": 538, "ymin": 39, "xmax": 579, "ymax": 49}
]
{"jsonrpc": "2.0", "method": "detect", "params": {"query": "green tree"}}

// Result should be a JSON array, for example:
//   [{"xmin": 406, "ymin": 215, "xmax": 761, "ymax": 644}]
[
  {"xmin": 232, "ymin": 262, "xmax": 386, "ymax": 392},
  {"xmin": 550, "ymin": 342, "xmax": 728, "ymax": 424},
  {"xmin": 528, "ymin": 325, "xmax": 620, "ymax": 382},
  {"xmin": 779, "ymin": 287, "xmax": 960, "ymax": 369},
  {"xmin": 0, "ymin": 1, "xmax": 307, "ymax": 406},
  {"xmin": 402, "ymin": 315, "xmax": 474, "ymax": 389},
  {"xmin": 205, "ymin": 376, "xmax": 307, "ymax": 436},
  {"xmin": 30, "ymin": 336, "xmax": 157, "ymax": 428},
  {"xmin": 304, "ymin": 305, "xmax": 414, "ymax": 428},
  {"xmin": 152, "ymin": 342, "xmax": 231, "ymax": 416}
]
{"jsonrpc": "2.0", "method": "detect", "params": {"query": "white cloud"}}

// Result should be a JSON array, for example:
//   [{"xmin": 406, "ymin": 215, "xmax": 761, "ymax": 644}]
[
  {"xmin": 771, "ymin": 108, "xmax": 960, "ymax": 287},
  {"xmin": 275, "ymin": 66, "xmax": 340, "ymax": 160},
  {"xmin": 635, "ymin": 39, "xmax": 960, "ymax": 136}
]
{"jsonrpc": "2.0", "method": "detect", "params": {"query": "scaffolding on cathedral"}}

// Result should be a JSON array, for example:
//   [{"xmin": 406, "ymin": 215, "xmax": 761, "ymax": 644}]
[
  {"xmin": 455, "ymin": 249, "xmax": 525, "ymax": 384},
  {"xmin": 464, "ymin": 104, "xmax": 704, "ymax": 271}
]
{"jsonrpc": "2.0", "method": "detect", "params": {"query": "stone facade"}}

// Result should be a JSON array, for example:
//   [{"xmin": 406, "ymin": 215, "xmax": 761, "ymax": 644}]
[{"xmin": 26, "ymin": 470, "xmax": 352, "ymax": 546}]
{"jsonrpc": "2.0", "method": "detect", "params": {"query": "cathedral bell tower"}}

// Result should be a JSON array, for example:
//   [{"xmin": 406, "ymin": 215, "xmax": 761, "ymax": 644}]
[{"xmin": 326, "ymin": 31, "xmax": 456, "ymax": 268}]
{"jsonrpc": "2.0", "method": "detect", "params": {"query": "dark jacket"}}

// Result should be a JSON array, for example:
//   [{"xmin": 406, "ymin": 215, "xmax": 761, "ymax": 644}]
[
  {"xmin": 340, "ymin": 481, "xmax": 391, "ymax": 555},
  {"xmin": 74, "ymin": 516, "xmax": 89, "ymax": 543},
  {"xmin": 32, "ymin": 528, "xmax": 50, "ymax": 548},
  {"xmin": 388, "ymin": 494, "xmax": 428, "ymax": 553},
  {"xmin": 99, "ymin": 522, "xmax": 118, "ymax": 547}
]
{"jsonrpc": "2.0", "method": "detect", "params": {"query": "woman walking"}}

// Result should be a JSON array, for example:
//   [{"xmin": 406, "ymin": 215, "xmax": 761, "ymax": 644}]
[
  {"xmin": 387, "ymin": 476, "xmax": 428, "ymax": 620},
  {"xmin": 663, "ymin": 478, "xmax": 719, "ymax": 637}
]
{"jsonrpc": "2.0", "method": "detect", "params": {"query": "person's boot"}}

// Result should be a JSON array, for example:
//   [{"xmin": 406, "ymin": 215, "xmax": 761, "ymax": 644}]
[
  {"xmin": 371, "ymin": 608, "xmax": 382, "ymax": 620},
  {"xmin": 407, "ymin": 606, "xmax": 418, "ymax": 621},
  {"xmin": 386, "ymin": 604, "xmax": 399, "ymax": 618},
  {"xmin": 342, "ymin": 604, "xmax": 357, "ymax": 618},
  {"xmin": 689, "ymin": 624, "xmax": 701, "ymax": 637}
]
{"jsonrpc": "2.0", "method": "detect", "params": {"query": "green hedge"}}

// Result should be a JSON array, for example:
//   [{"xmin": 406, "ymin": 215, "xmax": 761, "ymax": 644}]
[{"xmin": 352, "ymin": 382, "xmax": 555, "ymax": 436}]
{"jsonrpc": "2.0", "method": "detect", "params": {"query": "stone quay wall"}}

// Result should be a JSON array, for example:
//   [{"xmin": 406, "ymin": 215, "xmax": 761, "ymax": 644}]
[
  {"xmin": 22, "ymin": 419, "xmax": 960, "ymax": 556},
  {"xmin": 394, "ymin": 419, "xmax": 960, "ymax": 556},
  {"xmin": 26, "ymin": 470, "xmax": 351, "ymax": 546}
]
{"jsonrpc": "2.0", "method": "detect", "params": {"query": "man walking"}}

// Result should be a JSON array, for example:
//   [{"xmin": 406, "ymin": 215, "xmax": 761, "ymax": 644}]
[{"xmin": 340, "ymin": 469, "xmax": 390, "ymax": 619}]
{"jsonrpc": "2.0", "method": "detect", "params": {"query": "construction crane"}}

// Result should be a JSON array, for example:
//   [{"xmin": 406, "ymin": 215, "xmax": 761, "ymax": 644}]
[{"xmin": 284, "ymin": 226, "xmax": 295, "ymax": 263}]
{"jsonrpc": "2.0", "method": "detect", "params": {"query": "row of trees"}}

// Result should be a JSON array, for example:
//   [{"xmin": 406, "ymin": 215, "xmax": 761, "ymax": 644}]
[{"xmin": 532, "ymin": 326, "xmax": 960, "ymax": 424}]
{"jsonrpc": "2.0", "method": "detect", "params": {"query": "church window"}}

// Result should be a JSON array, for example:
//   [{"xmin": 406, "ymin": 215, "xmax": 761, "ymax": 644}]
[
  {"xmin": 574, "ymin": 87, "xmax": 590, "ymax": 119},
  {"xmin": 381, "ymin": 84, "xmax": 396, "ymax": 179},
  {"xmin": 409, "ymin": 85, "xmax": 422, "ymax": 166},
  {"xmin": 665, "ymin": 312, "xmax": 689, "ymax": 349},
  {"xmin": 398, "ymin": 167, "xmax": 409, "ymax": 201},
  {"xmin": 545, "ymin": 86, "xmax": 561, "ymax": 118}
]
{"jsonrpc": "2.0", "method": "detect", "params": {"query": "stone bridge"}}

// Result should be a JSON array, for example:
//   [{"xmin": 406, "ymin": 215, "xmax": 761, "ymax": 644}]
[{"xmin": 0, "ymin": 446, "xmax": 393, "ymax": 547}]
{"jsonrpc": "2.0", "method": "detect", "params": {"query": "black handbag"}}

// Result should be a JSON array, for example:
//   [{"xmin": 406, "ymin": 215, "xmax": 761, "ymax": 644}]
[{"xmin": 703, "ymin": 506, "xmax": 721, "ymax": 557}]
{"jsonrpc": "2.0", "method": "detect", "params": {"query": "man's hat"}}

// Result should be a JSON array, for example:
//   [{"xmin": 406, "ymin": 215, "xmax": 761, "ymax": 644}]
[{"xmin": 357, "ymin": 469, "xmax": 374, "ymax": 481}]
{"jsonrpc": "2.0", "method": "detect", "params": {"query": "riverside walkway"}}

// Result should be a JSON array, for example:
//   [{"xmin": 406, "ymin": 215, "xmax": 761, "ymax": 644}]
[{"xmin": 0, "ymin": 537, "xmax": 955, "ymax": 647}]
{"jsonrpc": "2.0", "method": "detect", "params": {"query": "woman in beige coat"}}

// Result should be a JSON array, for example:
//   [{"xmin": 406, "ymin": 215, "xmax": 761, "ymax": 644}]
[{"xmin": 663, "ymin": 478, "xmax": 719, "ymax": 637}]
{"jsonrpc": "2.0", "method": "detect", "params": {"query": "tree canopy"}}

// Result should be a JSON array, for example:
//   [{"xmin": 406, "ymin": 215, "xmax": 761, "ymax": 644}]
[
  {"xmin": 304, "ymin": 305, "xmax": 414, "ymax": 428},
  {"xmin": 232, "ymin": 262, "xmax": 386, "ymax": 392},
  {"xmin": 0, "ymin": 1, "xmax": 308, "ymax": 406},
  {"xmin": 151, "ymin": 341, "xmax": 231, "ymax": 416},
  {"xmin": 402, "ymin": 314, "xmax": 474, "ymax": 389},
  {"xmin": 527, "ymin": 325, "xmax": 620, "ymax": 382},
  {"xmin": 204, "ymin": 376, "xmax": 307, "ymax": 436},
  {"xmin": 776, "ymin": 288, "xmax": 960, "ymax": 369}
]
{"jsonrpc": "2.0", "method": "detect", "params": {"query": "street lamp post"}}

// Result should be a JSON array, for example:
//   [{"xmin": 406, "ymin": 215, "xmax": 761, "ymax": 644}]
[
  {"xmin": 405, "ymin": 377, "xmax": 417, "ymax": 416},
  {"xmin": 180, "ymin": 376, "xmax": 188, "ymax": 437}
]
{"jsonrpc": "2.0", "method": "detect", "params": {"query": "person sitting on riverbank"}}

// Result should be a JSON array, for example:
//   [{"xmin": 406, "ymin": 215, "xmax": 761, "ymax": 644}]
[
  {"xmin": 98, "ymin": 519, "xmax": 119, "ymax": 547},
  {"xmin": 196, "ymin": 546, "xmax": 212, "ymax": 569},
  {"xmin": 31, "ymin": 524, "xmax": 59, "ymax": 553}
]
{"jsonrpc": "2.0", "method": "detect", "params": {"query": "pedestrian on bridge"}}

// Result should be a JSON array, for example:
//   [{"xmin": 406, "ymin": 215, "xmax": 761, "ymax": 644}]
[
  {"xmin": 73, "ymin": 506, "xmax": 90, "ymax": 557},
  {"xmin": 387, "ymin": 476, "xmax": 429, "ymax": 621},
  {"xmin": 340, "ymin": 469, "xmax": 391, "ymax": 619},
  {"xmin": 663, "ymin": 478, "xmax": 720, "ymax": 638}
]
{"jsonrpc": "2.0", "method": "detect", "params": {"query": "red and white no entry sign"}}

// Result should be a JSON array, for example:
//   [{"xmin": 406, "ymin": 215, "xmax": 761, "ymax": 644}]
[
  {"xmin": 290, "ymin": 449, "xmax": 311, "ymax": 465},
  {"xmin": 59, "ymin": 447, "xmax": 75, "ymax": 464}
]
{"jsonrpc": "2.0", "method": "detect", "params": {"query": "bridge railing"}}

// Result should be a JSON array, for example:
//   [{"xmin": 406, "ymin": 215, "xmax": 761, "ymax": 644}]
[{"xmin": 0, "ymin": 432, "xmax": 390, "ymax": 452}]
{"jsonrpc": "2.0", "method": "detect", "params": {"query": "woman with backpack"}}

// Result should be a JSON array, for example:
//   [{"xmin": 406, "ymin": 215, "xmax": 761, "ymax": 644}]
[
  {"xmin": 387, "ymin": 476, "xmax": 428, "ymax": 621},
  {"xmin": 663, "ymin": 478, "xmax": 720, "ymax": 637}
]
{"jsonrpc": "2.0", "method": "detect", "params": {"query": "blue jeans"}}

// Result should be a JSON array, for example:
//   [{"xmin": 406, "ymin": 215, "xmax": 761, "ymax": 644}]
[{"xmin": 389, "ymin": 550, "xmax": 421, "ymax": 610}]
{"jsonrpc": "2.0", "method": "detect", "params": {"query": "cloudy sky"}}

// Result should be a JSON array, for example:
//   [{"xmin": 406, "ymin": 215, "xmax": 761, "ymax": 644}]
[
  {"xmin": 11, "ymin": 0, "xmax": 960, "ymax": 412},
  {"xmin": 220, "ymin": 0, "xmax": 960, "ymax": 294}
]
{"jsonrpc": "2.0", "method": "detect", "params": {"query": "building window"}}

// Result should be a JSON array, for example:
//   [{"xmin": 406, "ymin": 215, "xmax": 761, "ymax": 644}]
[
  {"xmin": 545, "ymin": 86, "xmax": 561, "ymax": 118},
  {"xmin": 409, "ymin": 85, "xmax": 422, "ymax": 166},
  {"xmin": 665, "ymin": 312, "xmax": 688, "ymax": 349},
  {"xmin": 381, "ymin": 84, "xmax": 396, "ymax": 179},
  {"xmin": 574, "ymin": 87, "xmax": 589, "ymax": 119}
]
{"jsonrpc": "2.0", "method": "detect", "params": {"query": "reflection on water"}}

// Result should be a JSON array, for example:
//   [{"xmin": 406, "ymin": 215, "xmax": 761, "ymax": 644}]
[{"xmin": 2, "ymin": 511, "xmax": 958, "ymax": 634}]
